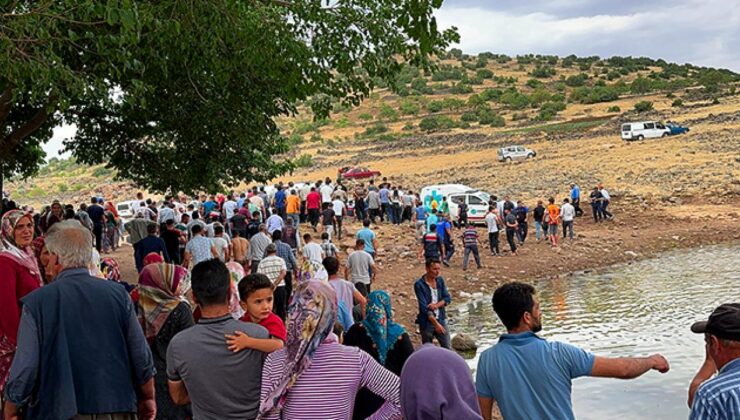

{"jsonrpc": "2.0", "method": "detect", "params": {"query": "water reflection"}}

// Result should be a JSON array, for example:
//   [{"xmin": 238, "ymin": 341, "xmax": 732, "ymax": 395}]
[{"xmin": 449, "ymin": 244, "xmax": 740, "ymax": 420}]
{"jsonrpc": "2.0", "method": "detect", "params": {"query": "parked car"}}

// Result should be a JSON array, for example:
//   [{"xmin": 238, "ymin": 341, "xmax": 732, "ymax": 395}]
[
  {"xmin": 420, "ymin": 184, "xmax": 490, "ymax": 225},
  {"xmin": 621, "ymin": 121, "xmax": 670, "ymax": 141},
  {"xmin": 339, "ymin": 167, "xmax": 381, "ymax": 180},
  {"xmin": 666, "ymin": 123, "xmax": 690, "ymax": 135},
  {"xmin": 497, "ymin": 145, "xmax": 536, "ymax": 162}
]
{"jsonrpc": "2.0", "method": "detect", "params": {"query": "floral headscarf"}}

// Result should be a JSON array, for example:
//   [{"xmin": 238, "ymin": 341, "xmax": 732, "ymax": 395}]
[
  {"xmin": 0, "ymin": 210, "xmax": 41, "ymax": 283},
  {"xmin": 296, "ymin": 259, "xmax": 328, "ymax": 283},
  {"xmin": 137, "ymin": 263, "xmax": 191, "ymax": 341},
  {"xmin": 100, "ymin": 257, "xmax": 121, "ymax": 282},
  {"xmin": 257, "ymin": 280, "xmax": 338, "ymax": 419},
  {"xmin": 226, "ymin": 262, "xmax": 246, "ymax": 319},
  {"xmin": 363, "ymin": 290, "xmax": 407, "ymax": 365}
]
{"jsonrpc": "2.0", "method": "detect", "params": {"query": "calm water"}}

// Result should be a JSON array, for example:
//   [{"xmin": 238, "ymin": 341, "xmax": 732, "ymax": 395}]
[{"xmin": 448, "ymin": 244, "xmax": 740, "ymax": 419}]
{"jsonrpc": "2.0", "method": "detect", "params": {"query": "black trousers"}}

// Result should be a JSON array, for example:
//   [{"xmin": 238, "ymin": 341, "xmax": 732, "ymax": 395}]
[
  {"xmin": 517, "ymin": 221, "xmax": 528, "ymax": 244},
  {"xmin": 573, "ymin": 198, "xmax": 584, "ymax": 216},
  {"xmin": 506, "ymin": 228, "xmax": 517, "ymax": 253},
  {"xmin": 308, "ymin": 208, "xmax": 320, "ymax": 227},
  {"xmin": 300, "ymin": 201, "xmax": 307, "ymax": 223},
  {"xmin": 93, "ymin": 224, "xmax": 103, "ymax": 252},
  {"xmin": 488, "ymin": 231, "xmax": 500, "ymax": 254},
  {"xmin": 273, "ymin": 285, "xmax": 288, "ymax": 321},
  {"xmin": 355, "ymin": 282, "xmax": 371, "ymax": 297}
]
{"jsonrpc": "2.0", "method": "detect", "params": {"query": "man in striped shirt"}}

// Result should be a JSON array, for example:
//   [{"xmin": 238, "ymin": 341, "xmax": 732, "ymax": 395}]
[{"xmin": 689, "ymin": 303, "xmax": 740, "ymax": 419}]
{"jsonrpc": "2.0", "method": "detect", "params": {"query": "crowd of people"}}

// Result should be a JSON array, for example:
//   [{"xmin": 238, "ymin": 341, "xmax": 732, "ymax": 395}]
[{"xmin": 0, "ymin": 176, "xmax": 737, "ymax": 420}]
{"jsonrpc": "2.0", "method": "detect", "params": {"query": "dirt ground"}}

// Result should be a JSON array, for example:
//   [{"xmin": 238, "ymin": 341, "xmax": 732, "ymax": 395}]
[{"xmin": 112, "ymin": 198, "xmax": 740, "ymax": 343}]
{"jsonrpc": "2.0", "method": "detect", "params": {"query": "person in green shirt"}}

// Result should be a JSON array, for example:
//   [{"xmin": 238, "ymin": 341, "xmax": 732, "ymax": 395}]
[{"xmin": 439, "ymin": 197, "xmax": 450, "ymax": 216}]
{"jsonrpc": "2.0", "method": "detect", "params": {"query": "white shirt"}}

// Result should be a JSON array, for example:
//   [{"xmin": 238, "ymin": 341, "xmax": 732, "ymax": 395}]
[
  {"xmin": 332, "ymin": 199, "xmax": 346, "ymax": 217},
  {"xmin": 302, "ymin": 242, "xmax": 324, "ymax": 264},
  {"xmin": 320, "ymin": 184, "xmax": 334, "ymax": 203},
  {"xmin": 158, "ymin": 206, "xmax": 176, "ymax": 224},
  {"xmin": 223, "ymin": 200, "xmax": 238, "ymax": 220},
  {"xmin": 600, "ymin": 189, "xmax": 611, "ymax": 200},
  {"xmin": 560, "ymin": 203, "xmax": 576, "ymax": 222},
  {"xmin": 211, "ymin": 237, "xmax": 229, "ymax": 261},
  {"xmin": 485, "ymin": 212, "xmax": 499, "ymax": 233},
  {"xmin": 431, "ymin": 288, "xmax": 439, "ymax": 317}
]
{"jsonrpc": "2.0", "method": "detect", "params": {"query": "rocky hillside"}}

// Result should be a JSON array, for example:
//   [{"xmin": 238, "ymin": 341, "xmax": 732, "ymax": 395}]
[{"xmin": 7, "ymin": 52, "xmax": 739, "ymax": 208}]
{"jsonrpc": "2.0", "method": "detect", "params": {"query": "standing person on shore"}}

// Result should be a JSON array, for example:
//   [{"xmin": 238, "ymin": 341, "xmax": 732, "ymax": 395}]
[
  {"xmin": 166, "ymin": 259, "xmax": 269, "ymax": 420},
  {"xmin": 324, "ymin": 256, "xmax": 366, "ymax": 330},
  {"xmin": 367, "ymin": 187, "xmax": 381, "ymax": 225},
  {"xmin": 86, "ymin": 197, "xmax": 106, "ymax": 252},
  {"xmin": 301, "ymin": 234, "xmax": 324, "ymax": 265},
  {"xmin": 589, "ymin": 187, "xmax": 603, "ymax": 223},
  {"xmin": 331, "ymin": 196, "xmax": 346, "ymax": 240},
  {"xmin": 299, "ymin": 183, "xmax": 311, "ymax": 224},
  {"xmin": 436, "ymin": 213, "xmax": 454, "ymax": 267},
  {"xmin": 599, "ymin": 184, "xmax": 614, "ymax": 220},
  {"xmin": 400, "ymin": 344, "xmax": 483, "ymax": 420},
  {"xmin": 345, "ymin": 239, "xmax": 376, "ymax": 297},
  {"xmin": 462, "ymin": 223, "xmax": 482, "ymax": 270},
  {"xmin": 305, "ymin": 187, "xmax": 321, "ymax": 231},
  {"xmin": 286, "ymin": 190, "xmax": 301, "ymax": 228},
  {"xmin": 356, "ymin": 219, "xmax": 379, "ymax": 261},
  {"xmin": 258, "ymin": 280, "xmax": 402, "ymax": 419},
  {"xmin": 182, "ymin": 224, "xmax": 218, "ymax": 268},
  {"xmin": 319, "ymin": 203, "xmax": 337, "ymax": 241},
  {"xmin": 419, "ymin": 223, "xmax": 443, "ymax": 263},
  {"xmin": 161, "ymin": 219, "xmax": 184, "ymax": 265},
  {"xmin": 137, "ymin": 262, "xmax": 194, "ymax": 419},
  {"xmin": 476, "ymin": 282, "xmax": 670, "ymax": 420},
  {"xmin": 457, "ymin": 199, "xmax": 468, "ymax": 229},
  {"xmin": 232, "ymin": 229, "xmax": 250, "ymax": 270},
  {"xmin": 560, "ymin": 198, "xmax": 576, "ymax": 241},
  {"xmin": 439, "ymin": 196, "xmax": 449, "ymax": 218},
  {"xmin": 0, "ymin": 210, "xmax": 42, "ymax": 397},
  {"xmin": 425, "ymin": 208, "xmax": 439, "ymax": 233},
  {"xmin": 379, "ymin": 183, "xmax": 391, "ymax": 223},
  {"xmin": 504, "ymin": 208, "xmax": 518, "ymax": 256},
  {"xmin": 353, "ymin": 182, "xmax": 368, "ymax": 222},
  {"xmin": 515, "ymin": 201, "xmax": 529, "ymax": 246},
  {"xmin": 135, "ymin": 224, "xmax": 170, "ymax": 272},
  {"xmin": 320, "ymin": 179, "xmax": 334, "ymax": 206},
  {"xmin": 271, "ymin": 230, "xmax": 297, "ymax": 314},
  {"xmin": 247, "ymin": 224, "xmax": 272, "ymax": 274},
  {"xmin": 414, "ymin": 259, "xmax": 451, "ymax": 349},
  {"xmin": 485, "ymin": 206, "xmax": 500, "ymax": 256},
  {"xmin": 687, "ymin": 304, "xmax": 740, "ymax": 418},
  {"xmin": 4, "ymin": 221, "xmax": 156, "ymax": 420},
  {"xmin": 570, "ymin": 183, "xmax": 584, "ymax": 217},
  {"xmin": 414, "ymin": 201, "xmax": 427, "ymax": 238},
  {"xmin": 533, "ymin": 200, "xmax": 546, "ymax": 242},
  {"xmin": 345, "ymin": 290, "xmax": 414, "ymax": 420},
  {"xmin": 546, "ymin": 197, "xmax": 560, "ymax": 247},
  {"xmin": 257, "ymin": 244, "xmax": 288, "ymax": 321},
  {"xmin": 402, "ymin": 190, "xmax": 415, "ymax": 224}
]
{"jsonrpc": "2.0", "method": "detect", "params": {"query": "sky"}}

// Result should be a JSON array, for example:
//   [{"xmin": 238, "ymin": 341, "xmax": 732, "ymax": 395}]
[{"xmin": 42, "ymin": 0, "xmax": 739, "ymax": 159}]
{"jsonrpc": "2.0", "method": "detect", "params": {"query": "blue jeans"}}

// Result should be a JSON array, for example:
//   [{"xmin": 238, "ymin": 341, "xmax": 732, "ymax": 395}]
[
  {"xmin": 384, "ymin": 203, "xmax": 395, "ymax": 223},
  {"xmin": 420, "ymin": 322, "xmax": 451, "ymax": 349},
  {"xmin": 535, "ymin": 221, "xmax": 543, "ymax": 240}
]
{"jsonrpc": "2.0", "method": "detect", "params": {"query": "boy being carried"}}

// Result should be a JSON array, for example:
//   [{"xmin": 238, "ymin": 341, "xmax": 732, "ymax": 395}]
[{"xmin": 226, "ymin": 274, "xmax": 287, "ymax": 353}]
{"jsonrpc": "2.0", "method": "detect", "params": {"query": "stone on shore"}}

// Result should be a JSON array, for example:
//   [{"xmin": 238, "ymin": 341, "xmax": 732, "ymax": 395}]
[{"xmin": 452, "ymin": 333, "xmax": 478, "ymax": 352}]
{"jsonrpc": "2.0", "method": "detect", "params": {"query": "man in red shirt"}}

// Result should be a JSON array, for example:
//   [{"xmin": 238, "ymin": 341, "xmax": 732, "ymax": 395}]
[{"xmin": 306, "ymin": 187, "xmax": 322, "ymax": 231}]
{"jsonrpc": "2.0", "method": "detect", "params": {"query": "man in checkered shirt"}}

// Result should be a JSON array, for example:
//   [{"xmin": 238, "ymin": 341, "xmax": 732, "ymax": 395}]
[{"xmin": 257, "ymin": 243, "xmax": 288, "ymax": 320}]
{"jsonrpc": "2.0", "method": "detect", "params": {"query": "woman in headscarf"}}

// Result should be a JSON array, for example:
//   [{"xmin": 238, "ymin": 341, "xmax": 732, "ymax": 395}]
[
  {"xmin": 137, "ymin": 262, "xmax": 194, "ymax": 420},
  {"xmin": 400, "ymin": 344, "xmax": 483, "ymax": 420},
  {"xmin": 226, "ymin": 261, "xmax": 246, "ymax": 319},
  {"xmin": 143, "ymin": 252, "xmax": 164, "ymax": 267},
  {"xmin": 31, "ymin": 236, "xmax": 52, "ymax": 284},
  {"xmin": 103, "ymin": 201, "xmax": 120, "ymax": 253},
  {"xmin": 344, "ymin": 290, "xmax": 414, "ymax": 420},
  {"xmin": 40, "ymin": 200, "xmax": 63, "ymax": 233},
  {"xmin": 0, "ymin": 210, "xmax": 42, "ymax": 395},
  {"xmin": 258, "ymin": 280, "xmax": 401, "ymax": 420}
]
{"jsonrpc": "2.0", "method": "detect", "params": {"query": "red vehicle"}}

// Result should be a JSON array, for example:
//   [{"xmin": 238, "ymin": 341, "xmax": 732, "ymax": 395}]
[{"xmin": 338, "ymin": 166, "xmax": 381, "ymax": 180}]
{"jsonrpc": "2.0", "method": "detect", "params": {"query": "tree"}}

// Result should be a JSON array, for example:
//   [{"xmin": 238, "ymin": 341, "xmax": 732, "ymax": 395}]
[{"xmin": 1, "ymin": 1, "xmax": 458, "ymax": 200}]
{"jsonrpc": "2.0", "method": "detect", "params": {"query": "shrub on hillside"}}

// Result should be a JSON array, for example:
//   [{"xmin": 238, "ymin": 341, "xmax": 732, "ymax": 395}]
[
  {"xmin": 399, "ymin": 100, "xmax": 420, "ymax": 115},
  {"xmin": 671, "ymin": 99, "xmax": 684, "ymax": 107},
  {"xmin": 479, "ymin": 88, "xmax": 503, "ymax": 101},
  {"xmin": 630, "ymin": 77, "xmax": 654, "ymax": 94},
  {"xmin": 379, "ymin": 104, "xmax": 399, "ymax": 121},
  {"xmin": 536, "ymin": 101, "xmax": 566, "ymax": 121},
  {"xmin": 570, "ymin": 86, "xmax": 619, "ymax": 104},
  {"xmin": 358, "ymin": 113, "xmax": 373, "ymax": 121},
  {"xmin": 565, "ymin": 73, "xmax": 589, "ymax": 87},
  {"xmin": 607, "ymin": 105, "xmax": 621, "ymax": 113},
  {"xmin": 364, "ymin": 123, "xmax": 389, "ymax": 136},
  {"xmin": 500, "ymin": 90, "xmax": 530, "ymax": 109},
  {"xmin": 529, "ymin": 89, "xmax": 552, "ymax": 107},
  {"xmin": 530, "ymin": 66, "xmax": 556, "ymax": 78},
  {"xmin": 294, "ymin": 154, "xmax": 313, "ymax": 168},
  {"xmin": 410, "ymin": 78, "xmax": 434, "ymax": 94},
  {"xmin": 450, "ymin": 83, "xmax": 474, "ymax": 94},
  {"xmin": 461, "ymin": 112, "xmax": 478, "ymax": 122},
  {"xmin": 476, "ymin": 68, "xmax": 494, "ymax": 79},
  {"xmin": 525, "ymin": 79, "xmax": 543, "ymax": 89},
  {"xmin": 633, "ymin": 101, "xmax": 654, "ymax": 112}
]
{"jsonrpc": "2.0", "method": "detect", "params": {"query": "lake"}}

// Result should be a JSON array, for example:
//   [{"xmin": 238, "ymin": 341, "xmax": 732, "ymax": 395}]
[{"xmin": 448, "ymin": 244, "xmax": 740, "ymax": 419}]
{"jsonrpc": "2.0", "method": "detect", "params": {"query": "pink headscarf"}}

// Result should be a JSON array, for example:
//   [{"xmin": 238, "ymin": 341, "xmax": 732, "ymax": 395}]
[{"xmin": 143, "ymin": 252, "xmax": 164, "ymax": 267}]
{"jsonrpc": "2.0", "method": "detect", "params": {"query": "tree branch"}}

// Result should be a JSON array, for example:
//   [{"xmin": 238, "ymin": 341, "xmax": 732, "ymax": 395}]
[
  {"xmin": 0, "ymin": 93, "xmax": 57, "ymax": 157},
  {"xmin": 0, "ymin": 84, "xmax": 13, "ymax": 126}
]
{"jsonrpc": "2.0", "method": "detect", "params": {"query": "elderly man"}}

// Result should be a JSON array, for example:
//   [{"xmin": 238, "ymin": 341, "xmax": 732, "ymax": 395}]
[
  {"xmin": 3, "ymin": 221, "xmax": 155, "ymax": 420},
  {"xmin": 688, "ymin": 304, "xmax": 740, "ymax": 418},
  {"xmin": 247, "ymin": 224, "xmax": 271, "ymax": 274}
]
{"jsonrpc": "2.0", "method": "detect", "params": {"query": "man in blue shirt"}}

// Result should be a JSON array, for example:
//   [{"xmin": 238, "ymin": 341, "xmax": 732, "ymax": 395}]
[
  {"xmin": 476, "ymin": 282, "xmax": 670, "ymax": 420},
  {"xmin": 570, "ymin": 182, "xmax": 584, "ymax": 217},
  {"xmin": 414, "ymin": 202, "xmax": 427, "ymax": 237},
  {"xmin": 355, "ymin": 219, "xmax": 378, "ymax": 259},
  {"xmin": 273, "ymin": 186, "xmax": 287, "ymax": 219},
  {"xmin": 425, "ymin": 208, "xmax": 439, "ymax": 232},
  {"xmin": 379, "ymin": 185, "xmax": 392, "ymax": 223},
  {"xmin": 4, "ymin": 221, "xmax": 155, "ymax": 419},
  {"xmin": 435, "ymin": 214, "xmax": 453, "ymax": 267},
  {"xmin": 413, "ymin": 259, "xmax": 451, "ymax": 349},
  {"xmin": 688, "ymin": 304, "xmax": 740, "ymax": 419}
]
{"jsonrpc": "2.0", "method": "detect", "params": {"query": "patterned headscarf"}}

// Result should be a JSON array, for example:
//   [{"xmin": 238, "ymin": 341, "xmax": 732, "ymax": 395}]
[
  {"xmin": 143, "ymin": 252, "xmax": 164, "ymax": 267},
  {"xmin": 100, "ymin": 257, "xmax": 121, "ymax": 282},
  {"xmin": 0, "ymin": 210, "xmax": 41, "ymax": 283},
  {"xmin": 226, "ymin": 262, "xmax": 246, "ymax": 319},
  {"xmin": 137, "ymin": 263, "xmax": 191, "ymax": 341},
  {"xmin": 257, "ymin": 280, "xmax": 338, "ymax": 419},
  {"xmin": 296, "ymin": 259, "xmax": 328, "ymax": 283},
  {"xmin": 362, "ymin": 290, "xmax": 407, "ymax": 365}
]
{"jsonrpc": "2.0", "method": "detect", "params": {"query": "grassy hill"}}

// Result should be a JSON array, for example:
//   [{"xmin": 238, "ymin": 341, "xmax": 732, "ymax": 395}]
[{"xmin": 8, "ymin": 52, "xmax": 740, "ymax": 208}]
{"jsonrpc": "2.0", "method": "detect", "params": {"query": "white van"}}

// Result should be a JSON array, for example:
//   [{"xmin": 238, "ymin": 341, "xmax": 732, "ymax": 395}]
[
  {"xmin": 420, "ymin": 184, "xmax": 490, "ymax": 225},
  {"xmin": 621, "ymin": 121, "xmax": 670, "ymax": 141}
]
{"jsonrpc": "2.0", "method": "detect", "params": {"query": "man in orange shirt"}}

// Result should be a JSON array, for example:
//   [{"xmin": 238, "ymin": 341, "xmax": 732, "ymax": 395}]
[
  {"xmin": 546, "ymin": 197, "xmax": 560, "ymax": 247},
  {"xmin": 286, "ymin": 189, "xmax": 301, "ymax": 228}
]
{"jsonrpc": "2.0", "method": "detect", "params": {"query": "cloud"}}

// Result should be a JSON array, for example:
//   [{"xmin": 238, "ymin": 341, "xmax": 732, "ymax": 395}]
[{"xmin": 436, "ymin": 0, "xmax": 740, "ymax": 71}]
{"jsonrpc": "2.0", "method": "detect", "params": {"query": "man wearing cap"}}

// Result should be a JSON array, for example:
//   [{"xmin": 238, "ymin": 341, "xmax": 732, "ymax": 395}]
[{"xmin": 688, "ymin": 303, "xmax": 740, "ymax": 418}]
